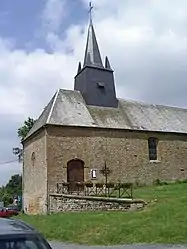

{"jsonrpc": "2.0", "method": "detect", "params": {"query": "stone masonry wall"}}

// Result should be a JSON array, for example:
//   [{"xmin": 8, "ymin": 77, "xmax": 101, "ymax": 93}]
[
  {"xmin": 47, "ymin": 126, "xmax": 187, "ymax": 194},
  {"xmin": 50, "ymin": 194, "xmax": 144, "ymax": 212},
  {"xmin": 23, "ymin": 129, "xmax": 48, "ymax": 214}
]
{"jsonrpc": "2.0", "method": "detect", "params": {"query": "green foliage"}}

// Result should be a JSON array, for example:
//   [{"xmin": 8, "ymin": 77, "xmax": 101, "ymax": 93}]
[
  {"xmin": 12, "ymin": 147, "xmax": 23, "ymax": 163},
  {"xmin": 0, "ymin": 174, "xmax": 22, "ymax": 206},
  {"xmin": 17, "ymin": 117, "xmax": 35, "ymax": 140},
  {"xmin": 13, "ymin": 117, "xmax": 35, "ymax": 162},
  {"xmin": 5, "ymin": 174, "xmax": 22, "ymax": 196}
]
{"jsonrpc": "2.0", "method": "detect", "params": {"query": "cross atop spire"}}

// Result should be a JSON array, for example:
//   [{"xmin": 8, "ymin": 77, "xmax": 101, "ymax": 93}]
[
  {"xmin": 88, "ymin": 2, "xmax": 93, "ymax": 25},
  {"xmin": 83, "ymin": 2, "xmax": 104, "ymax": 68}
]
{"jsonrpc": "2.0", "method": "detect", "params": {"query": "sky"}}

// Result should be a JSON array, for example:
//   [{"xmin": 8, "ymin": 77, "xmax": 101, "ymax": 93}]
[{"xmin": 1, "ymin": 0, "xmax": 187, "ymax": 186}]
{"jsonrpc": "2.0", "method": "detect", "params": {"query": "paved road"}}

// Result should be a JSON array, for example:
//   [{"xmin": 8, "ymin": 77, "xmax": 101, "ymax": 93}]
[{"xmin": 49, "ymin": 242, "xmax": 187, "ymax": 249}]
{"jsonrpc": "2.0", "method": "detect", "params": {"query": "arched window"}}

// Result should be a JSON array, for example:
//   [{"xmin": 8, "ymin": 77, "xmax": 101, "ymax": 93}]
[
  {"xmin": 31, "ymin": 152, "xmax": 35, "ymax": 166},
  {"xmin": 148, "ymin": 137, "xmax": 158, "ymax": 160}
]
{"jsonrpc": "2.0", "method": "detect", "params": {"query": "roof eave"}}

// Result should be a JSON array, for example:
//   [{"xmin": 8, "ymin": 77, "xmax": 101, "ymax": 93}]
[
  {"xmin": 22, "ymin": 125, "xmax": 47, "ymax": 144},
  {"xmin": 27, "ymin": 123, "xmax": 187, "ymax": 137}
]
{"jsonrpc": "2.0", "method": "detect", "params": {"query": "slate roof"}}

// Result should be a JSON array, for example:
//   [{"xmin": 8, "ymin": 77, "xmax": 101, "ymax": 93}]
[{"xmin": 25, "ymin": 89, "xmax": 187, "ymax": 140}]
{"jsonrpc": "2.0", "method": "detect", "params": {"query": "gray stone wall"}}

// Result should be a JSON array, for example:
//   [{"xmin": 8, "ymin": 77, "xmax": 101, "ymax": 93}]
[
  {"xmin": 50, "ymin": 195, "xmax": 144, "ymax": 212},
  {"xmin": 23, "ymin": 129, "xmax": 48, "ymax": 214},
  {"xmin": 47, "ymin": 126, "xmax": 187, "ymax": 194}
]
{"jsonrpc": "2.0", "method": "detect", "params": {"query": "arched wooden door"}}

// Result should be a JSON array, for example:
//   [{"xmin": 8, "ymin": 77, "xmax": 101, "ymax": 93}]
[{"xmin": 67, "ymin": 159, "xmax": 84, "ymax": 192}]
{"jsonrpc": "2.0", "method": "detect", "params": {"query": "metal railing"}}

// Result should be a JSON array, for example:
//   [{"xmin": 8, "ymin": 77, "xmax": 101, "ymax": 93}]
[{"xmin": 56, "ymin": 182, "xmax": 133, "ymax": 198}]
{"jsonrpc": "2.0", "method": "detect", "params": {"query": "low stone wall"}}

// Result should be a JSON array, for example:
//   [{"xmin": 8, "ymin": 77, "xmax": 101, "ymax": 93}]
[{"xmin": 49, "ymin": 194, "xmax": 145, "ymax": 212}]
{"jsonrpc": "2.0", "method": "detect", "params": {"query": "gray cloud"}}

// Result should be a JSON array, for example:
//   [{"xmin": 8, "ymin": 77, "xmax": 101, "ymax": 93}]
[{"xmin": 112, "ymin": 42, "xmax": 187, "ymax": 108}]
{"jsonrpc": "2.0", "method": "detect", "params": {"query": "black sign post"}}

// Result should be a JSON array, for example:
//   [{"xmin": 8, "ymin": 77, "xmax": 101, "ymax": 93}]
[{"xmin": 99, "ymin": 161, "xmax": 112, "ymax": 196}]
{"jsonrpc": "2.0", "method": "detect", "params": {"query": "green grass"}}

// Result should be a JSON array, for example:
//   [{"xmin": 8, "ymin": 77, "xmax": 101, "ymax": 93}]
[{"xmin": 18, "ymin": 183, "xmax": 187, "ymax": 245}]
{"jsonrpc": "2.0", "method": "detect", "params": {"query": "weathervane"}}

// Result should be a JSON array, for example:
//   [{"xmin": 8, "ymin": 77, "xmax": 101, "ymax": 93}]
[{"xmin": 88, "ymin": 2, "xmax": 93, "ymax": 24}]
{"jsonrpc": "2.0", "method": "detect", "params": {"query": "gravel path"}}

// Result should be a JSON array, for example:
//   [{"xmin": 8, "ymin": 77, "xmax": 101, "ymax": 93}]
[{"xmin": 49, "ymin": 242, "xmax": 187, "ymax": 249}]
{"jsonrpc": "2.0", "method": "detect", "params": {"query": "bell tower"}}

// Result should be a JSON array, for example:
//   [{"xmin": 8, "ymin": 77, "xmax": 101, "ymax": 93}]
[{"xmin": 74, "ymin": 2, "xmax": 118, "ymax": 108}]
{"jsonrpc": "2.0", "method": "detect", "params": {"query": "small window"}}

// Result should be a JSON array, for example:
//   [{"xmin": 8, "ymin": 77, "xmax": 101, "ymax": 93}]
[
  {"xmin": 97, "ymin": 82, "xmax": 105, "ymax": 88},
  {"xmin": 31, "ymin": 152, "xmax": 35, "ymax": 166},
  {"xmin": 148, "ymin": 137, "xmax": 158, "ymax": 160}
]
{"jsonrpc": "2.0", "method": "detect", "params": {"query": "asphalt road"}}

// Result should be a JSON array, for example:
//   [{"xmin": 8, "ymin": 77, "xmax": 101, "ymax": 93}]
[{"xmin": 49, "ymin": 242, "xmax": 187, "ymax": 249}]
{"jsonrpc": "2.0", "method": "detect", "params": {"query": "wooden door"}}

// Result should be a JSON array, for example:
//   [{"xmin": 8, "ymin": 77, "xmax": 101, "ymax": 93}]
[{"xmin": 67, "ymin": 159, "xmax": 84, "ymax": 192}]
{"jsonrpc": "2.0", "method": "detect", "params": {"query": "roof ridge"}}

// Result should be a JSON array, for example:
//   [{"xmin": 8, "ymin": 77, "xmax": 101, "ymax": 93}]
[
  {"xmin": 119, "ymin": 98, "xmax": 187, "ymax": 111},
  {"xmin": 46, "ymin": 89, "xmax": 60, "ymax": 124},
  {"xmin": 23, "ymin": 91, "xmax": 59, "ymax": 141}
]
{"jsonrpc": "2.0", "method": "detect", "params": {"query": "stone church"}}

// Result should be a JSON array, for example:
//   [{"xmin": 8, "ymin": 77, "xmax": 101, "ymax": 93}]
[{"xmin": 23, "ymin": 17, "xmax": 187, "ymax": 214}]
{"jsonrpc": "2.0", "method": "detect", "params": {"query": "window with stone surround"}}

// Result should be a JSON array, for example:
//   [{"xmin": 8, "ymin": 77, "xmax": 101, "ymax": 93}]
[{"xmin": 148, "ymin": 137, "xmax": 158, "ymax": 160}]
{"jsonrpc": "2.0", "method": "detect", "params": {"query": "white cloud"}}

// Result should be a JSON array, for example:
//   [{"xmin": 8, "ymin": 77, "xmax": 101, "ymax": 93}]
[
  {"xmin": 2, "ymin": 0, "xmax": 187, "ymax": 184},
  {"xmin": 41, "ymin": 0, "xmax": 68, "ymax": 50},
  {"xmin": 0, "ymin": 44, "xmax": 78, "ymax": 118}
]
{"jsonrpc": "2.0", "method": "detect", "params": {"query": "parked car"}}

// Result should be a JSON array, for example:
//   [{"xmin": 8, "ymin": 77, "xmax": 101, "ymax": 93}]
[
  {"xmin": 6, "ymin": 205, "xmax": 19, "ymax": 216},
  {"xmin": 0, "ymin": 207, "xmax": 15, "ymax": 218},
  {"xmin": 0, "ymin": 217, "xmax": 52, "ymax": 248}
]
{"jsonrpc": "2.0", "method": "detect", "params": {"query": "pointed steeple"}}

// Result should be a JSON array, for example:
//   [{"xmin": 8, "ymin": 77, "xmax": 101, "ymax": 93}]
[{"xmin": 83, "ymin": 3, "xmax": 103, "ymax": 68}]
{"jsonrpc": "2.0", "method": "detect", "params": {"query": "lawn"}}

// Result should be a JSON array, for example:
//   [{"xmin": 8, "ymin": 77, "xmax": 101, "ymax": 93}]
[{"xmin": 18, "ymin": 183, "xmax": 187, "ymax": 245}]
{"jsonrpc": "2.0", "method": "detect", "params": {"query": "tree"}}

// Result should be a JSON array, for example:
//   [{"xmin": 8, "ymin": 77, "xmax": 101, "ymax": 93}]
[
  {"xmin": 5, "ymin": 174, "xmax": 22, "ymax": 196},
  {"xmin": 0, "ymin": 174, "xmax": 22, "ymax": 206},
  {"xmin": 13, "ymin": 117, "xmax": 35, "ymax": 162},
  {"xmin": 17, "ymin": 117, "xmax": 35, "ymax": 140}
]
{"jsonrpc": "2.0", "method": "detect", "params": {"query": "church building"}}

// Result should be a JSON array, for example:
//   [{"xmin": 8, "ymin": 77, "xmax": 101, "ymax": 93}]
[{"xmin": 23, "ymin": 13, "xmax": 187, "ymax": 214}]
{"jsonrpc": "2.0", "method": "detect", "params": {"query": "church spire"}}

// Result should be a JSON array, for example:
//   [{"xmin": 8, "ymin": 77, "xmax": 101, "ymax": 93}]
[
  {"xmin": 74, "ymin": 2, "xmax": 118, "ymax": 108},
  {"xmin": 83, "ymin": 2, "xmax": 104, "ymax": 68}
]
